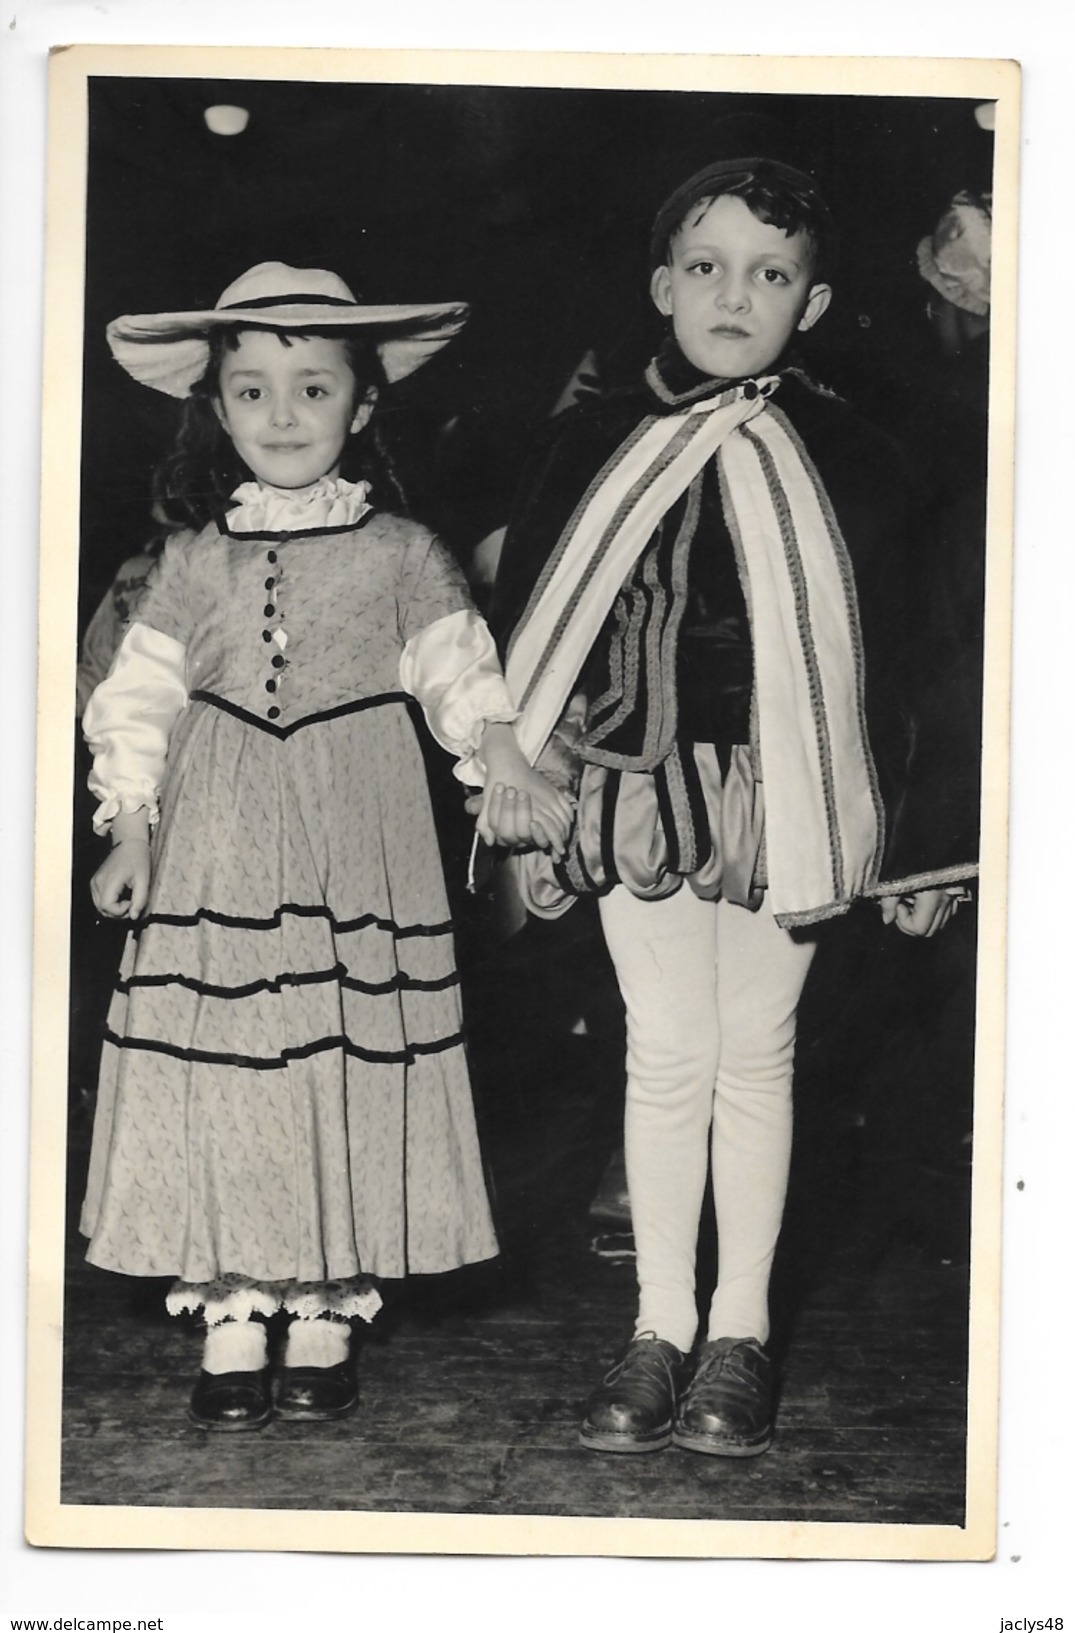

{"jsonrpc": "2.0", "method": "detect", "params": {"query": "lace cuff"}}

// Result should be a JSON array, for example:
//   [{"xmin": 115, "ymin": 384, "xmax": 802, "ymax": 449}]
[
  {"xmin": 399, "ymin": 607, "xmax": 518, "ymax": 784},
  {"xmin": 91, "ymin": 790, "xmax": 164, "ymax": 832},
  {"xmin": 166, "ymin": 1274, "xmax": 382, "ymax": 1326},
  {"xmin": 281, "ymin": 1279, "xmax": 383, "ymax": 1323},
  {"xmin": 83, "ymin": 622, "xmax": 189, "ymax": 834}
]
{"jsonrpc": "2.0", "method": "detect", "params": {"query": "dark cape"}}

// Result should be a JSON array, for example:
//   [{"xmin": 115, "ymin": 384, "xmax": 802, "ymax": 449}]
[{"xmin": 491, "ymin": 344, "xmax": 981, "ymax": 905}]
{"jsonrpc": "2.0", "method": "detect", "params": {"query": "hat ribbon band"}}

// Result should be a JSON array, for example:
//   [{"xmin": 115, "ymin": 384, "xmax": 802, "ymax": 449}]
[{"xmin": 218, "ymin": 292, "xmax": 357, "ymax": 311}]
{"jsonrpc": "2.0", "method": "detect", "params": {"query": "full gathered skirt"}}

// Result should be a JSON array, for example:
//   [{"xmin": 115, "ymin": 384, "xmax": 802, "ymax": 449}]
[{"xmin": 81, "ymin": 694, "xmax": 498, "ymax": 1283}]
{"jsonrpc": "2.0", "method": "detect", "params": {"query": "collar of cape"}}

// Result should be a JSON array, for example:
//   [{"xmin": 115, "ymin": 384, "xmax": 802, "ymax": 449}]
[{"xmin": 504, "ymin": 343, "xmax": 886, "ymax": 926}]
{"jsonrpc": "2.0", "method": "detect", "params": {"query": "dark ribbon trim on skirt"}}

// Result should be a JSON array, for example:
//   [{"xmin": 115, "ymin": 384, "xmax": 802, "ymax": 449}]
[
  {"xmin": 133, "ymin": 904, "xmax": 454, "ymax": 938},
  {"xmin": 117, "ymin": 965, "xmax": 461, "ymax": 1000},
  {"xmin": 102, "ymin": 1023, "xmax": 466, "ymax": 1071}
]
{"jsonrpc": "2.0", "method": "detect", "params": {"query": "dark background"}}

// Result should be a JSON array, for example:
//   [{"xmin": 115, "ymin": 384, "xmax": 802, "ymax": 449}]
[
  {"xmin": 71, "ymin": 71, "xmax": 989, "ymax": 1284},
  {"xmin": 78, "ymin": 77, "xmax": 994, "ymax": 622},
  {"xmin": 61, "ymin": 76, "xmax": 989, "ymax": 1521}
]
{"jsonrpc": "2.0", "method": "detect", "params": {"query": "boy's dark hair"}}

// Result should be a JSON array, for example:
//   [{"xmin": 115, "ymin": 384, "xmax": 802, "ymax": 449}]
[
  {"xmin": 152, "ymin": 326, "xmax": 408, "ymax": 530},
  {"xmin": 650, "ymin": 156, "xmax": 837, "ymax": 284}
]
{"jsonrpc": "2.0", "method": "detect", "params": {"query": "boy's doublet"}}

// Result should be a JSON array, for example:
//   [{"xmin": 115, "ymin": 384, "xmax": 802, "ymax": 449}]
[{"xmin": 492, "ymin": 345, "xmax": 978, "ymax": 913}]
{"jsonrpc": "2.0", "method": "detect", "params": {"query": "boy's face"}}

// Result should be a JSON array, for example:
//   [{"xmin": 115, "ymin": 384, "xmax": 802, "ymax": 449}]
[{"xmin": 650, "ymin": 194, "xmax": 832, "ymax": 381}]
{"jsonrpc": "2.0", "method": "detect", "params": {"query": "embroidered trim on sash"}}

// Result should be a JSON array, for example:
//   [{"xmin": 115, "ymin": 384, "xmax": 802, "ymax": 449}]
[{"xmin": 505, "ymin": 376, "xmax": 884, "ymax": 924}]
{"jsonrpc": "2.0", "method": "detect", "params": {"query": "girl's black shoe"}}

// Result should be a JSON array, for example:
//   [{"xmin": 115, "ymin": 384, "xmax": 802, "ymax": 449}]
[
  {"xmin": 275, "ymin": 1358, "xmax": 358, "ymax": 1422},
  {"xmin": 188, "ymin": 1368, "xmax": 273, "ymax": 1432}
]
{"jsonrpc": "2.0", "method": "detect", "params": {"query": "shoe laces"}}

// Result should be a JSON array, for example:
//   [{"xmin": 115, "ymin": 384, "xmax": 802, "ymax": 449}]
[
  {"xmin": 604, "ymin": 1333, "xmax": 683, "ymax": 1388},
  {"xmin": 692, "ymin": 1337, "xmax": 766, "ymax": 1393}
]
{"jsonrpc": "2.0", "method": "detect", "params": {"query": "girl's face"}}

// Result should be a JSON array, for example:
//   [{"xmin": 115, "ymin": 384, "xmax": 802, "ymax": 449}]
[{"xmin": 213, "ymin": 329, "xmax": 374, "ymax": 489}]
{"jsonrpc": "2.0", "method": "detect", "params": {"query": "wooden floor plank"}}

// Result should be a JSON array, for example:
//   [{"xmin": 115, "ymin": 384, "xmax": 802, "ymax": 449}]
[
  {"xmin": 61, "ymin": 1219, "xmax": 971, "ymax": 1522},
  {"xmin": 59, "ymin": 914, "xmax": 976, "ymax": 1531}
]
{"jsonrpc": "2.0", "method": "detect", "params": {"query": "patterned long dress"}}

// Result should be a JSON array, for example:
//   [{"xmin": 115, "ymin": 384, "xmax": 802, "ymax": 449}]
[{"xmin": 80, "ymin": 499, "xmax": 500, "ymax": 1292}]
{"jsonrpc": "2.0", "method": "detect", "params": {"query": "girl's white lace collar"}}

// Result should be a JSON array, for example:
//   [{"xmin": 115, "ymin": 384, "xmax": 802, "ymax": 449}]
[{"xmin": 225, "ymin": 477, "xmax": 373, "ymax": 536}]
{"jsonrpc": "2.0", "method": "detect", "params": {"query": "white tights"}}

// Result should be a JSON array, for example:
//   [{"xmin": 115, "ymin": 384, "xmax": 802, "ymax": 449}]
[{"xmin": 599, "ymin": 885, "xmax": 817, "ymax": 1353}]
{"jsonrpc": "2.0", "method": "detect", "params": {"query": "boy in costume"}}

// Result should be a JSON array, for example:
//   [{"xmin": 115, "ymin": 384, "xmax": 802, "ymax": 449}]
[{"xmin": 490, "ymin": 158, "xmax": 976, "ymax": 1456}]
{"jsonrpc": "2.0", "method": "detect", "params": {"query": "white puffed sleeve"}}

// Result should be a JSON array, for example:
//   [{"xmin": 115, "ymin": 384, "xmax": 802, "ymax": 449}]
[
  {"xmin": 83, "ymin": 621, "xmax": 189, "ymax": 833},
  {"xmin": 399, "ymin": 607, "xmax": 518, "ymax": 786}
]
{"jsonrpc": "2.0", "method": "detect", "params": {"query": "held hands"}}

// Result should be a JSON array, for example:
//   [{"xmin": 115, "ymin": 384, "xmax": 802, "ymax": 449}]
[
  {"xmin": 879, "ymin": 886, "xmax": 969, "ymax": 938},
  {"xmin": 91, "ymin": 810, "xmax": 152, "ymax": 920},
  {"xmin": 476, "ymin": 776, "xmax": 576, "ymax": 858},
  {"xmin": 468, "ymin": 723, "xmax": 576, "ymax": 859}
]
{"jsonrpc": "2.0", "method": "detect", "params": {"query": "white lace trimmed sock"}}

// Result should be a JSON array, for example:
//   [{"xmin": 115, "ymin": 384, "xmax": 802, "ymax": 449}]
[
  {"xmin": 284, "ymin": 1316, "xmax": 351, "ymax": 1369},
  {"xmin": 201, "ymin": 1319, "xmax": 269, "ymax": 1375}
]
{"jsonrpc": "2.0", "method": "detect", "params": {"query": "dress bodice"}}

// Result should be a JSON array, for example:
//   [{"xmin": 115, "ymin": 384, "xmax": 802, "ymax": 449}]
[{"xmin": 134, "ymin": 511, "xmax": 473, "ymax": 728}]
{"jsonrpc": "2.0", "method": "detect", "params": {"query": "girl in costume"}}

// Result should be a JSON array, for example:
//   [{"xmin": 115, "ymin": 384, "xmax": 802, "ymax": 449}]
[{"xmin": 83, "ymin": 261, "xmax": 571, "ymax": 1430}]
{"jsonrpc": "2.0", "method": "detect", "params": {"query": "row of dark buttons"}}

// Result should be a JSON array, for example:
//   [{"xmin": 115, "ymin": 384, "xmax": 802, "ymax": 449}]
[{"xmin": 264, "ymin": 548, "xmax": 282, "ymax": 719}]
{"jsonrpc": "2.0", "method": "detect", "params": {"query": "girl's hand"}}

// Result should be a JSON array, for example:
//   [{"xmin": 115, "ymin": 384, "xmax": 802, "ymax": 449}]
[
  {"xmin": 879, "ymin": 887, "xmax": 960, "ymax": 938},
  {"xmin": 478, "ymin": 774, "xmax": 575, "ymax": 859},
  {"xmin": 91, "ymin": 809, "xmax": 152, "ymax": 919},
  {"xmin": 472, "ymin": 724, "xmax": 576, "ymax": 858},
  {"xmin": 91, "ymin": 839, "xmax": 152, "ymax": 920}
]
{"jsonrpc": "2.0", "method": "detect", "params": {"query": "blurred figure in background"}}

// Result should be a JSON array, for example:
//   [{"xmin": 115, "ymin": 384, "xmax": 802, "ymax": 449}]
[{"xmin": 833, "ymin": 189, "xmax": 992, "ymax": 1263}]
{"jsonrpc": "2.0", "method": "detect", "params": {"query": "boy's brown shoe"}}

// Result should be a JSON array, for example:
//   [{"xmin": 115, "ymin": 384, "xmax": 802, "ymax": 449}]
[
  {"xmin": 672, "ymin": 1337, "xmax": 774, "ymax": 1457},
  {"xmin": 579, "ymin": 1335, "xmax": 691, "ymax": 1453}
]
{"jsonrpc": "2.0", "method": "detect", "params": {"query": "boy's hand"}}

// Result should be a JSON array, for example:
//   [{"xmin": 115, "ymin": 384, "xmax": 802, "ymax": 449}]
[
  {"xmin": 478, "ymin": 774, "xmax": 575, "ymax": 858},
  {"xmin": 469, "ymin": 723, "xmax": 576, "ymax": 858},
  {"xmin": 91, "ymin": 838, "xmax": 152, "ymax": 920},
  {"xmin": 879, "ymin": 887, "xmax": 962, "ymax": 938}
]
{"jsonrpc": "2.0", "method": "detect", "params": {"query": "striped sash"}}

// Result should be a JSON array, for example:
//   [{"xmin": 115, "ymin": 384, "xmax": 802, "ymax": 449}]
[
  {"xmin": 505, "ymin": 379, "xmax": 777, "ymax": 762},
  {"xmin": 505, "ymin": 381, "xmax": 884, "ymax": 923}
]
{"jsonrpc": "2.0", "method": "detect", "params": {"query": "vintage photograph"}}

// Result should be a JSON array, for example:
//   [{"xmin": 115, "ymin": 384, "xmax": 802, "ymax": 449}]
[{"xmin": 28, "ymin": 44, "xmax": 1017, "ymax": 1558}]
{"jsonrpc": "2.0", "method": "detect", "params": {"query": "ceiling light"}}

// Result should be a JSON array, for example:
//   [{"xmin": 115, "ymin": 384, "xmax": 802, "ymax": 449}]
[{"xmin": 204, "ymin": 105, "xmax": 250, "ymax": 137}]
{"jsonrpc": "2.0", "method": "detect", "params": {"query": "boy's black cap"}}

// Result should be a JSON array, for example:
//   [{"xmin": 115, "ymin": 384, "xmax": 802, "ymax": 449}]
[{"xmin": 649, "ymin": 155, "xmax": 834, "ymax": 270}]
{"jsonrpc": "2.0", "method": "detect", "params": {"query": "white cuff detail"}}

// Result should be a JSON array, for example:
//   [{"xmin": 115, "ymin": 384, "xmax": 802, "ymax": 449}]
[
  {"xmin": 84, "ymin": 622, "xmax": 189, "ymax": 835},
  {"xmin": 399, "ymin": 608, "xmax": 517, "ymax": 784}
]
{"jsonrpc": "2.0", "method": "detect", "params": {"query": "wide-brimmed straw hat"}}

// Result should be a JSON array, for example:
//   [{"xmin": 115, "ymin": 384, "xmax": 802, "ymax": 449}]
[
  {"xmin": 916, "ymin": 192, "xmax": 991, "ymax": 317},
  {"xmin": 106, "ymin": 261, "xmax": 470, "ymax": 398}
]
